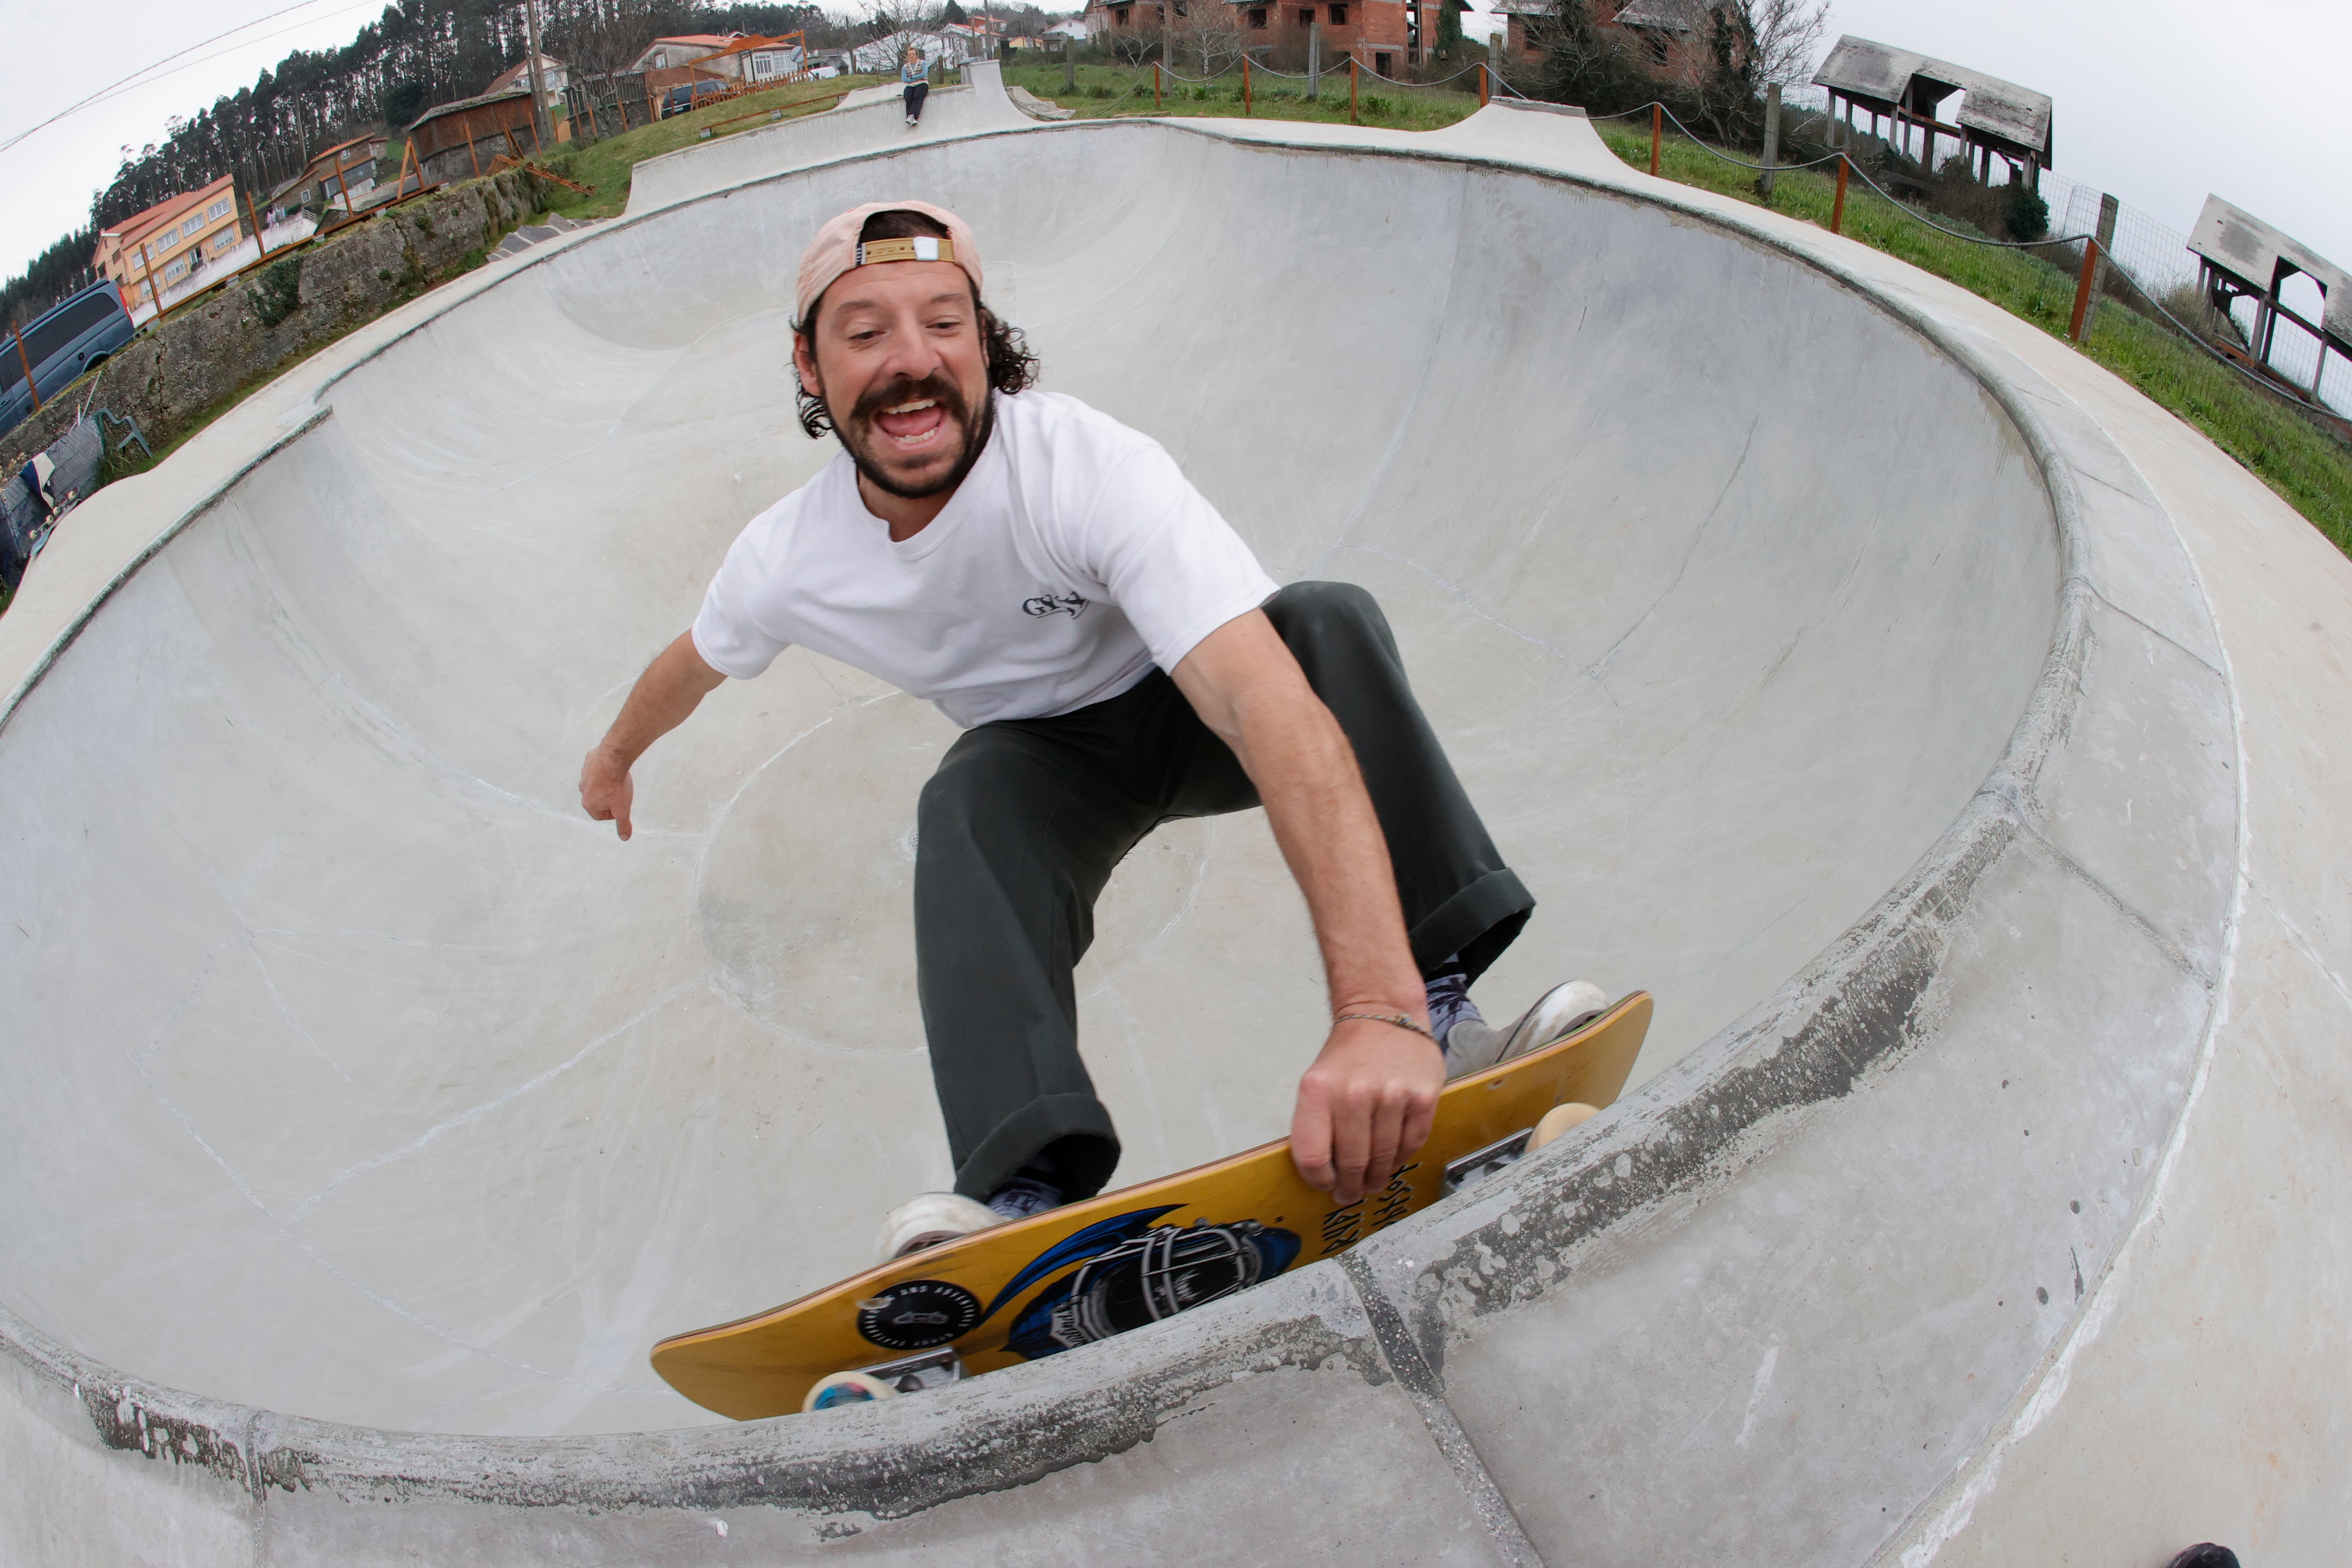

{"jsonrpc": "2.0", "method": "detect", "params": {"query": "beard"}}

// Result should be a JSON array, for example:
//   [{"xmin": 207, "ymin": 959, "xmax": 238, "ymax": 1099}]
[{"xmin": 831, "ymin": 368, "xmax": 995, "ymax": 501}]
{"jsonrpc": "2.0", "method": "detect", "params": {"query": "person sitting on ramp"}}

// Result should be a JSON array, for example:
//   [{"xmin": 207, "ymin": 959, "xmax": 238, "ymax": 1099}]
[
  {"xmin": 578, "ymin": 200, "xmax": 1603, "ymax": 1260},
  {"xmin": 900, "ymin": 46, "xmax": 929, "ymax": 127}
]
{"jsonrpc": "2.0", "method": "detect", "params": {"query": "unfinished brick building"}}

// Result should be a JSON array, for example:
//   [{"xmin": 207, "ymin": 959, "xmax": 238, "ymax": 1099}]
[
  {"xmin": 1492, "ymin": 0, "xmax": 1720, "ymax": 88},
  {"xmin": 1091, "ymin": 0, "xmax": 1469, "ymax": 77}
]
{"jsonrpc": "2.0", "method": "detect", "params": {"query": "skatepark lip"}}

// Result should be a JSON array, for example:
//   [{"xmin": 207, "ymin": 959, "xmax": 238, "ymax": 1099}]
[{"xmin": 0, "ymin": 69, "xmax": 2239, "ymax": 1558}]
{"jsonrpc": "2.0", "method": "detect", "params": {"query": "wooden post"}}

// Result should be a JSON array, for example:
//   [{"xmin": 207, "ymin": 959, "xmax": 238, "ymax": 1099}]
[
  {"xmin": 2083, "ymin": 192, "xmax": 2119, "ymax": 338},
  {"xmin": 1243, "ymin": 54, "xmax": 1251, "ymax": 115},
  {"xmin": 1155, "ymin": 59, "xmax": 1162, "ymax": 109},
  {"xmin": 2069, "ymin": 237, "xmax": 2101, "ymax": 344},
  {"xmin": 468, "ymin": 118, "xmax": 483, "ymax": 178},
  {"xmin": 1478, "ymin": 62, "xmax": 1487, "ymax": 107},
  {"xmin": 1759, "ymin": 82, "xmax": 1780, "ymax": 199},
  {"xmin": 1831, "ymin": 154, "xmax": 1848, "ymax": 234},
  {"xmin": 331, "ymin": 149, "xmax": 352, "ymax": 214},
  {"xmin": 1349, "ymin": 56, "xmax": 1358, "ymax": 124},
  {"xmin": 138, "ymin": 238, "xmax": 159, "ymax": 312},
  {"xmin": 1065, "ymin": 39, "xmax": 1076, "ymax": 94},
  {"xmin": 1648, "ymin": 102, "xmax": 1660, "ymax": 175},
  {"xmin": 245, "ymin": 186, "xmax": 269, "ymax": 259},
  {"xmin": 11, "ymin": 317, "xmax": 40, "ymax": 414},
  {"xmin": 523, "ymin": 0, "xmax": 551, "ymax": 149}
]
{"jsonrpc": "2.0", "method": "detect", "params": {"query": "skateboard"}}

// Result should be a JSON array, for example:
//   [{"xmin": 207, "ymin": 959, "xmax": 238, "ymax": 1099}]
[{"xmin": 651, "ymin": 991, "xmax": 1652, "ymax": 1420}]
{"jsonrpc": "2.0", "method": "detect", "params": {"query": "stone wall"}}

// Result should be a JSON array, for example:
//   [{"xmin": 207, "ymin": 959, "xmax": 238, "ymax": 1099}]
[{"xmin": 3, "ymin": 169, "xmax": 547, "ymax": 481}]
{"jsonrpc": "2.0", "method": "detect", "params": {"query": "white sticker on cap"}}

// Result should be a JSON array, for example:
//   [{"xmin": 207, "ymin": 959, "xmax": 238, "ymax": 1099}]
[{"xmin": 913, "ymin": 236, "xmax": 940, "ymax": 261}]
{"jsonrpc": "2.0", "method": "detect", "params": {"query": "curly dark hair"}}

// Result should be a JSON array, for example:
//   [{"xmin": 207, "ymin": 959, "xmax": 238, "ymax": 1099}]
[{"xmin": 793, "ymin": 210, "xmax": 1039, "ymax": 440}]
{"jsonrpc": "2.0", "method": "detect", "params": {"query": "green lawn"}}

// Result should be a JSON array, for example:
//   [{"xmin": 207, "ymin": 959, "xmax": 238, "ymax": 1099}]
[
  {"xmin": 534, "ymin": 74, "xmax": 892, "ymax": 222},
  {"xmin": 1000, "ymin": 61, "xmax": 1483, "ymax": 129},
  {"xmin": 1591, "ymin": 120, "xmax": 2352, "ymax": 548}
]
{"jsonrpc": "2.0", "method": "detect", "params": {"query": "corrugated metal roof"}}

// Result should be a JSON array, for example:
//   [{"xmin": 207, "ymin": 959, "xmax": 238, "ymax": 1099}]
[
  {"xmin": 2189, "ymin": 194, "xmax": 2351, "ymax": 346},
  {"xmin": 1812, "ymin": 34, "xmax": 2052, "ymax": 158}
]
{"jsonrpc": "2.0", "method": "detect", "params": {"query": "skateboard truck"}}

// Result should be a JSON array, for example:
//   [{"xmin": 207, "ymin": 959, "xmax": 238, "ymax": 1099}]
[
  {"xmin": 859, "ymin": 1345, "xmax": 965, "ymax": 1393},
  {"xmin": 1442, "ymin": 1129, "xmax": 1534, "ymax": 1196}
]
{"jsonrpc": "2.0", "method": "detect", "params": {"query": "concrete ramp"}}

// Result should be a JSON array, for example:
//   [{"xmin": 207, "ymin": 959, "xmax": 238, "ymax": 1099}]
[
  {"xmin": 0, "ymin": 93, "xmax": 2341, "ymax": 1568},
  {"xmin": 627, "ymin": 60, "xmax": 1031, "ymax": 216}
]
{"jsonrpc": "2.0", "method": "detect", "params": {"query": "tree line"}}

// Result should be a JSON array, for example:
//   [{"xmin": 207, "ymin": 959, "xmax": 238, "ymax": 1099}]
[{"xmin": 2, "ymin": 0, "xmax": 838, "ymax": 329}]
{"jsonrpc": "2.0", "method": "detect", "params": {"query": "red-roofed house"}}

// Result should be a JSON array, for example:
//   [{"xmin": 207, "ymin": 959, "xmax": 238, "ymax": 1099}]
[
  {"xmin": 624, "ymin": 33, "xmax": 747, "ymax": 95},
  {"xmin": 695, "ymin": 33, "xmax": 809, "ymax": 85},
  {"xmin": 93, "ymin": 175, "xmax": 246, "ymax": 317}
]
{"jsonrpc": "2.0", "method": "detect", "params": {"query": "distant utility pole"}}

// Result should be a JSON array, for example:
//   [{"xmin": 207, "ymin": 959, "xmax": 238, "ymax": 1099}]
[{"xmin": 523, "ymin": 0, "xmax": 550, "ymax": 150}]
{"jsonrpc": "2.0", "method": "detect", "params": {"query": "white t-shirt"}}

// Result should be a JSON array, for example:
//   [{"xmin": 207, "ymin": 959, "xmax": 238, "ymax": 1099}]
[{"xmin": 691, "ymin": 390, "xmax": 1277, "ymax": 728}]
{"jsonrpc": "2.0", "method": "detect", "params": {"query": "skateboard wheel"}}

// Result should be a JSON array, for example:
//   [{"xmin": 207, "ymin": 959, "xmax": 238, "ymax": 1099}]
[
  {"xmin": 1527, "ymin": 1102, "xmax": 1598, "ymax": 1152},
  {"xmin": 802, "ymin": 1370, "xmax": 899, "ymax": 1413}
]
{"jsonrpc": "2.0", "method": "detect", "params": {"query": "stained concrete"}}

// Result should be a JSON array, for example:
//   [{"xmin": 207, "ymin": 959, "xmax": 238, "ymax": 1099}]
[{"xmin": 0, "ymin": 63, "xmax": 2338, "ymax": 1565}]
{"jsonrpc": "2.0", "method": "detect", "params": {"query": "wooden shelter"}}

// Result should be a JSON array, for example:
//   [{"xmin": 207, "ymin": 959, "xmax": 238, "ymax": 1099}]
[
  {"xmin": 2189, "ymin": 194, "xmax": 2349, "ymax": 399},
  {"xmin": 408, "ymin": 86, "xmax": 541, "ymax": 185},
  {"xmin": 1813, "ymin": 36, "xmax": 2052, "ymax": 188}
]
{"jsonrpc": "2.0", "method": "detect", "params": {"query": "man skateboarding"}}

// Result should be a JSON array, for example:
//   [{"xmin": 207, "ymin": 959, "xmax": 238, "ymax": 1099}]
[{"xmin": 579, "ymin": 200, "xmax": 1601, "ymax": 1262}]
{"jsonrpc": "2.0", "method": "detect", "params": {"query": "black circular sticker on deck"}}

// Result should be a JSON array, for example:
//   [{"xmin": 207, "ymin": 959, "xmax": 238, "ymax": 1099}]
[{"xmin": 857, "ymin": 1280, "xmax": 981, "ymax": 1350}]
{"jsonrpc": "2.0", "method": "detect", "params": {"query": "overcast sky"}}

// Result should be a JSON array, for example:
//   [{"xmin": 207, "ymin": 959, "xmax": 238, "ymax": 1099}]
[{"xmin": 2, "ymin": 0, "xmax": 2345, "ymax": 292}]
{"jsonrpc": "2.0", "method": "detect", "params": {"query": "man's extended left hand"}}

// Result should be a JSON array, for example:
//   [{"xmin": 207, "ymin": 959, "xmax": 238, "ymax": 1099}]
[{"xmin": 1290, "ymin": 1015, "xmax": 1445, "ymax": 1204}]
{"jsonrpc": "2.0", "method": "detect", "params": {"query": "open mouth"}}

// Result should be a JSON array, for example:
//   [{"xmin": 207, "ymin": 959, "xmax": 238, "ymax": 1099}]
[{"xmin": 872, "ymin": 397, "xmax": 949, "ymax": 451}]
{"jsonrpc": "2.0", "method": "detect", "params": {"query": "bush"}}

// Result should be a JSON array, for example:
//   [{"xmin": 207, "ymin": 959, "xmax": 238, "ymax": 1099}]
[
  {"xmin": 246, "ymin": 256, "xmax": 302, "ymax": 328},
  {"xmin": 1090, "ymin": 82, "xmax": 1112, "ymax": 98},
  {"xmin": 2005, "ymin": 179, "xmax": 2050, "ymax": 244},
  {"xmin": 1362, "ymin": 93, "xmax": 1390, "ymax": 114}
]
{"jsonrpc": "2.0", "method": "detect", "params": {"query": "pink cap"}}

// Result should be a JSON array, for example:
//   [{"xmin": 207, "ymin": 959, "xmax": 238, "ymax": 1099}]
[{"xmin": 795, "ymin": 199, "xmax": 984, "ymax": 325}]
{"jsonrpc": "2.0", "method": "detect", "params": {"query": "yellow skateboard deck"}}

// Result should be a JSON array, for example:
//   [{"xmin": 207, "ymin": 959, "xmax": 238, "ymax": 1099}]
[{"xmin": 652, "ymin": 991, "xmax": 1653, "ymax": 1420}]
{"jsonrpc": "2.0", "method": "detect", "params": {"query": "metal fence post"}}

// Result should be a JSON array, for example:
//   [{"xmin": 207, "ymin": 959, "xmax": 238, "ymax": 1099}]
[
  {"xmin": 1309, "ymin": 20, "xmax": 1321, "ymax": 99},
  {"xmin": 1649, "ymin": 102, "xmax": 1661, "ymax": 175},
  {"xmin": 1759, "ymin": 82, "xmax": 1780, "ymax": 198}
]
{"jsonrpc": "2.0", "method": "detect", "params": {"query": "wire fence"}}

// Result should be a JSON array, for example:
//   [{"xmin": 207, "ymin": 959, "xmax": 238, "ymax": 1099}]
[{"xmin": 1574, "ymin": 90, "xmax": 2350, "ymax": 432}]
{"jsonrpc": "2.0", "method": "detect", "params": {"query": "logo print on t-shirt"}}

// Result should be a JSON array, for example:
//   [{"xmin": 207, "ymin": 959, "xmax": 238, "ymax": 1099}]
[{"xmin": 1022, "ymin": 591, "xmax": 1091, "ymax": 621}]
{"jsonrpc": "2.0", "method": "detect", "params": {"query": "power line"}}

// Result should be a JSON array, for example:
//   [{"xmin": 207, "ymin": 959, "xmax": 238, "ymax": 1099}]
[{"xmin": 0, "ymin": 0, "xmax": 377, "ymax": 160}]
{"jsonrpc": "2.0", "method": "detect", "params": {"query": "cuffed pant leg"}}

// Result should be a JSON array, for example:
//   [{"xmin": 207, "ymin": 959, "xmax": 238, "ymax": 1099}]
[
  {"xmin": 914, "ymin": 723, "xmax": 1145, "ymax": 1202},
  {"xmin": 1260, "ymin": 581, "xmax": 1535, "ymax": 982}
]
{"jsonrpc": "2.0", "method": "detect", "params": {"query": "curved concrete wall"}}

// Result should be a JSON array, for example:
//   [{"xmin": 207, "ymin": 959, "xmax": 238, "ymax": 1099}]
[{"xmin": 0, "ymin": 77, "xmax": 2337, "ymax": 1566}]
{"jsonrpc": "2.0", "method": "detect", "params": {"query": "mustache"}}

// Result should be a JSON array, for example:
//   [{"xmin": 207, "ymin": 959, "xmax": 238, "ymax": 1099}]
[{"xmin": 848, "ymin": 371, "xmax": 970, "ymax": 429}]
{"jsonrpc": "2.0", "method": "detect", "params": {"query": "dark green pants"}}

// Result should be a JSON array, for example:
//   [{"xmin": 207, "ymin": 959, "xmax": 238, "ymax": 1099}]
[{"xmin": 914, "ymin": 581, "xmax": 1532, "ymax": 1201}]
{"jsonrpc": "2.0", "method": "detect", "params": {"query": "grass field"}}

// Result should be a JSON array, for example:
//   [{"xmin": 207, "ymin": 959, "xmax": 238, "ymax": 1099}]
[
  {"xmin": 534, "ymin": 74, "xmax": 893, "ymax": 222},
  {"xmin": 997, "ymin": 60, "xmax": 1485, "ymax": 129}
]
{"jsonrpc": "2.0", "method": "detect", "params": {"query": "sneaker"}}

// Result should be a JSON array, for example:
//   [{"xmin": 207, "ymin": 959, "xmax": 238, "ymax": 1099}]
[
  {"xmin": 1424, "ymin": 970, "xmax": 1482, "ymax": 1045},
  {"xmin": 1443, "ymin": 980, "xmax": 1608, "ymax": 1079},
  {"xmin": 875, "ymin": 1192, "xmax": 999, "ymax": 1263},
  {"xmin": 906, "ymin": 114, "xmax": 918, "ymax": 126}
]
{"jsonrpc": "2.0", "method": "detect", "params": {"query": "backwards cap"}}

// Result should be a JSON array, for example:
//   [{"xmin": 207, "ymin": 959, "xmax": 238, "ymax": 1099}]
[{"xmin": 795, "ymin": 200, "xmax": 984, "ymax": 326}]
